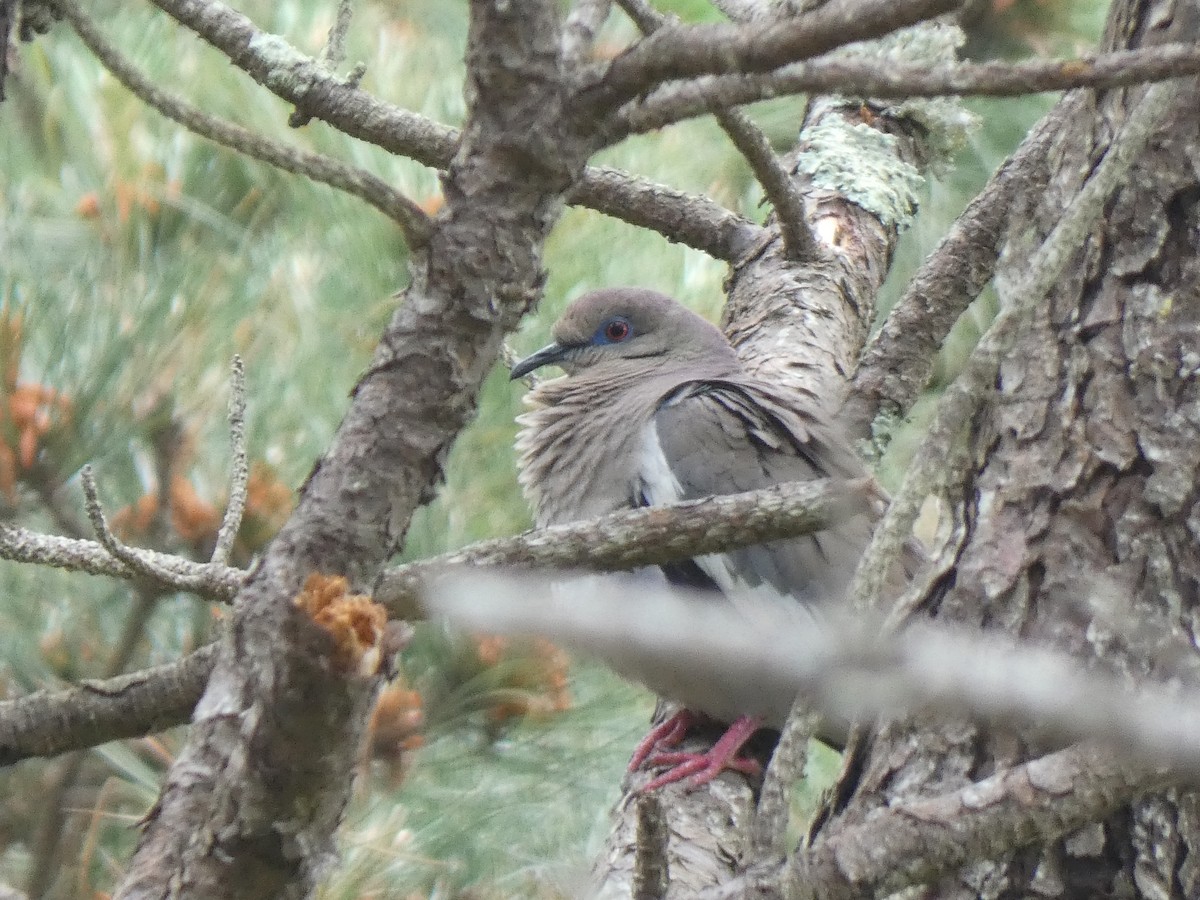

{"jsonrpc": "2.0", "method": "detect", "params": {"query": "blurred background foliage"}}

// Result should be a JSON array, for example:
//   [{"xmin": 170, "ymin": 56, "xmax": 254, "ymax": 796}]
[{"xmin": 0, "ymin": 0, "xmax": 1104, "ymax": 896}]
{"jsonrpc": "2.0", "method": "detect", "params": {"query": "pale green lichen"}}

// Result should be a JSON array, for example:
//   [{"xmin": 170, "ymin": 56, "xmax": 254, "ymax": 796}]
[
  {"xmin": 795, "ymin": 119, "xmax": 926, "ymax": 228},
  {"xmin": 860, "ymin": 404, "xmax": 903, "ymax": 465},
  {"xmin": 862, "ymin": 20, "xmax": 965, "ymax": 67},
  {"xmin": 247, "ymin": 31, "xmax": 314, "ymax": 97},
  {"xmin": 831, "ymin": 23, "xmax": 979, "ymax": 169}
]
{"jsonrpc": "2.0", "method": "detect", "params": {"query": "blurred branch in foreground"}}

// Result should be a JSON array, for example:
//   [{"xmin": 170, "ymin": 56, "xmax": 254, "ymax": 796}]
[{"xmin": 424, "ymin": 570, "xmax": 1200, "ymax": 779}]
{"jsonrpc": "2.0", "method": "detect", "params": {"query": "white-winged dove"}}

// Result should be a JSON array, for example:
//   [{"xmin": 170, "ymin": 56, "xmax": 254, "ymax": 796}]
[{"xmin": 511, "ymin": 288, "xmax": 878, "ymax": 790}]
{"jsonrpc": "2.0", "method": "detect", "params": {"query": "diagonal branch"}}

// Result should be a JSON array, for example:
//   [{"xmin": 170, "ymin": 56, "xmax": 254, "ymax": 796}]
[
  {"xmin": 841, "ymin": 99, "xmax": 1063, "ymax": 438},
  {"xmin": 113, "ymin": 0, "xmax": 632, "ymax": 891},
  {"xmin": 582, "ymin": 0, "xmax": 960, "ymax": 113},
  {"xmin": 615, "ymin": 0, "xmax": 816, "ymax": 260},
  {"xmin": 782, "ymin": 746, "xmax": 1171, "ymax": 899},
  {"xmin": 614, "ymin": 43, "xmax": 1200, "ymax": 138},
  {"xmin": 50, "ymin": 0, "xmax": 433, "ymax": 244},
  {"xmin": 847, "ymin": 78, "xmax": 1184, "ymax": 623},
  {"xmin": 427, "ymin": 574, "xmax": 1200, "ymax": 778},
  {"xmin": 0, "ymin": 645, "xmax": 216, "ymax": 766},
  {"xmin": 713, "ymin": 107, "xmax": 816, "ymax": 260},
  {"xmin": 562, "ymin": 0, "xmax": 614, "ymax": 66},
  {"xmin": 142, "ymin": 0, "xmax": 761, "ymax": 261},
  {"xmin": 80, "ymin": 466, "xmax": 184, "ymax": 586},
  {"xmin": 399, "ymin": 571, "xmax": 1200, "ymax": 898}
]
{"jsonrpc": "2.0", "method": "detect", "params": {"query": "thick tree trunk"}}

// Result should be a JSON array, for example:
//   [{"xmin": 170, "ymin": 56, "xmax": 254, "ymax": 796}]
[{"xmin": 814, "ymin": 0, "xmax": 1200, "ymax": 896}]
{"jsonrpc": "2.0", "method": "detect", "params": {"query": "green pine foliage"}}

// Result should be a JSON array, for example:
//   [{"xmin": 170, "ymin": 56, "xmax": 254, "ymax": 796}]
[{"xmin": 0, "ymin": 0, "xmax": 1105, "ymax": 896}]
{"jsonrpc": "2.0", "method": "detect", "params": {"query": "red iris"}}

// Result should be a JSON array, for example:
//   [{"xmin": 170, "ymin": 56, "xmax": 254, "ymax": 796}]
[{"xmin": 605, "ymin": 319, "xmax": 630, "ymax": 342}]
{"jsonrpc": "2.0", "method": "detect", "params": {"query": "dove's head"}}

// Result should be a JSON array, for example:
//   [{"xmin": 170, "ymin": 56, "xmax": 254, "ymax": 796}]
[{"xmin": 510, "ymin": 288, "xmax": 737, "ymax": 380}]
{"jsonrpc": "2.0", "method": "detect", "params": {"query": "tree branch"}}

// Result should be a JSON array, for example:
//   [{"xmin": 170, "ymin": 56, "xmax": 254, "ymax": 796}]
[
  {"xmin": 749, "ymin": 703, "xmax": 816, "ymax": 861},
  {"xmin": 50, "ymin": 0, "xmax": 434, "ymax": 244},
  {"xmin": 614, "ymin": 0, "xmax": 816, "ymax": 260},
  {"xmin": 79, "ymin": 465, "xmax": 188, "ymax": 586},
  {"xmin": 0, "ymin": 470, "xmax": 866, "ymax": 614},
  {"xmin": 568, "ymin": 167, "xmax": 764, "ymax": 261},
  {"xmin": 426, "ymin": 573, "xmax": 1200, "ymax": 782},
  {"xmin": 593, "ymin": 16, "xmax": 967, "ymax": 894},
  {"xmin": 562, "ymin": 0, "xmax": 613, "ymax": 65},
  {"xmin": 614, "ymin": 43, "xmax": 1200, "ymax": 137},
  {"xmin": 0, "ymin": 521, "xmax": 242, "ymax": 596},
  {"xmin": 144, "ymin": 0, "xmax": 456, "ymax": 165},
  {"xmin": 114, "ymin": 0, "xmax": 600, "ymax": 893},
  {"xmin": 847, "ymin": 78, "xmax": 1184, "ymax": 623},
  {"xmin": 841, "ymin": 98, "xmax": 1063, "ymax": 438},
  {"xmin": 784, "ymin": 746, "xmax": 1170, "ymax": 899},
  {"xmin": 714, "ymin": 107, "xmax": 816, "ymax": 260},
  {"xmin": 0, "ymin": 471, "xmax": 863, "ymax": 766},
  {"xmin": 377, "ymin": 476, "xmax": 874, "ymax": 619},
  {"xmin": 582, "ymin": 0, "xmax": 961, "ymax": 113},
  {"xmin": 141, "ymin": 0, "xmax": 761, "ymax": 261},
  {"xmin": 0, "ymin": 645, "xmax": 215, "ymax": 766},
  {"xmin": 210, "ymin": 355, "xmax": 248, "ymax": 567},
  {"xmin": 317, "ymin": 0, "xmax": 354, "ymax": 71},
  {"xmin": 709, "ymin": 0, "xmax": 771, "ymax": 22}
]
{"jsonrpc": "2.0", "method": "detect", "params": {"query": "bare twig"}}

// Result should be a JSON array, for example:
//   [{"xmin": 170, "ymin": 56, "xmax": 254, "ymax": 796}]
[
  {"xmin": 585, "ymin": 0, "xmax": 960, "ymax": 113},
  {"xmin": 50, "ymin": 0, "xmax": 434, "ymax": 244},
  {"xmin": 847, "ymin": 79, "xmax": 1184, "ymax": 623},
  {"xmin": 141, "ymin": 0, "xmax": 761, "ymax": 260},
  {"xmin": 210, "ymin": 356, "xmax": 248, "ymax": 566},
  {"xmin": 0, "ymin": 645, "xmax": 215, "ymax": 765},
  {"xmin": 616, "ymin": 0, "xmax": 816, "ymax": 260},
  {"xmin": 501, "ymin": 342, "xmax": 540, "ymax": 390},
  {"xmin": 318, "ymin": 0, "xmax": 354, "ymax": 70},
  {"xmin": 291, "ymin": 0, "xmax": 362, "ymax": 126},
  {"xmin": 715, "ymin": 108, "xmax": 816, "ymax": 260},
  {"xmin": 0, "ymin": 521, "xmax": 243, "ymax": 597},
  {"xmin": 80, "ymin": 466, "xmax": 184, "ymax": 586},
  {"xmin": 614, "ymin": 43, "xmax": 1200, "ymax": 137},
  {"xmin": 376, "ymin": 476, "xmax": 874, "ymax": 619}
]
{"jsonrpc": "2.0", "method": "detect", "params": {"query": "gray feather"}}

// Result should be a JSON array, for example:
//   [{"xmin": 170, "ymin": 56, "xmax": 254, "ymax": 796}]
[{"xmin": 511, "ymin": 288, "xmax": 892, "ymax": 730}]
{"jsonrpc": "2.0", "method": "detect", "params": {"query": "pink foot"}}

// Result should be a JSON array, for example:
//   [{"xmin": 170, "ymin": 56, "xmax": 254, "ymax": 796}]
[
  {"xmin": 637, "ymin": 714, "xmax": 764, "ymax": 792},
  {"xmin": 628, "ymin": 709, "xmax": 698, "ymax": 772}
]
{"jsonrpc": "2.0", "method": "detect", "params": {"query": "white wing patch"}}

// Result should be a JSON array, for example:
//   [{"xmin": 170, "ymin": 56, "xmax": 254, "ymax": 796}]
[
  {"xmin": 641, "ymin": 419, "xmax": 822, "ymax": 633},
  {"xmin": 638, "ymin": 419, "xmax": 685, "ymax": 506}
]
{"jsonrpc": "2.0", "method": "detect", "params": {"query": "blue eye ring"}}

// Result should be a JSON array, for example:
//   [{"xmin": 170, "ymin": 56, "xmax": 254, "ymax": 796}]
[{"xmin": 594, "ymin": 316, "xmax": 632, "ymax": 345}]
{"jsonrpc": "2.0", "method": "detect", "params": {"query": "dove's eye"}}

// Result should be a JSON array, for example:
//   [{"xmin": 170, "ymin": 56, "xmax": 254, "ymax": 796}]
[{"xmin": 595, "ymin": 317, "xmax": 632, "ymax": 344}]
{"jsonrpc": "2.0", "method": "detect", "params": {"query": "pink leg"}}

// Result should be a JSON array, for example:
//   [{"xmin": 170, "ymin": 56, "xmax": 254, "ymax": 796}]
[
  {"xmin": 640, "ymin": 715, "xmax": 763, "ymax": 793},
  {"xmin": 627, "ymin": 709, "xmax": 698, "ymax": 772}
]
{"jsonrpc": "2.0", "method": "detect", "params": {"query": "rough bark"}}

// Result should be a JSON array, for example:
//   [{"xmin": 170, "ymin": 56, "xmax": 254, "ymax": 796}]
[
  {"xmin": 115, "ymin": 1, "xmax": 595, "ymax": 896},
  {"xmin": 592, "ymin": 20, "xmax": 947, "ymax": 896},
  {"xmin": 811, "ymin": 0, "xmax": 1200, "ymax": 896}
]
